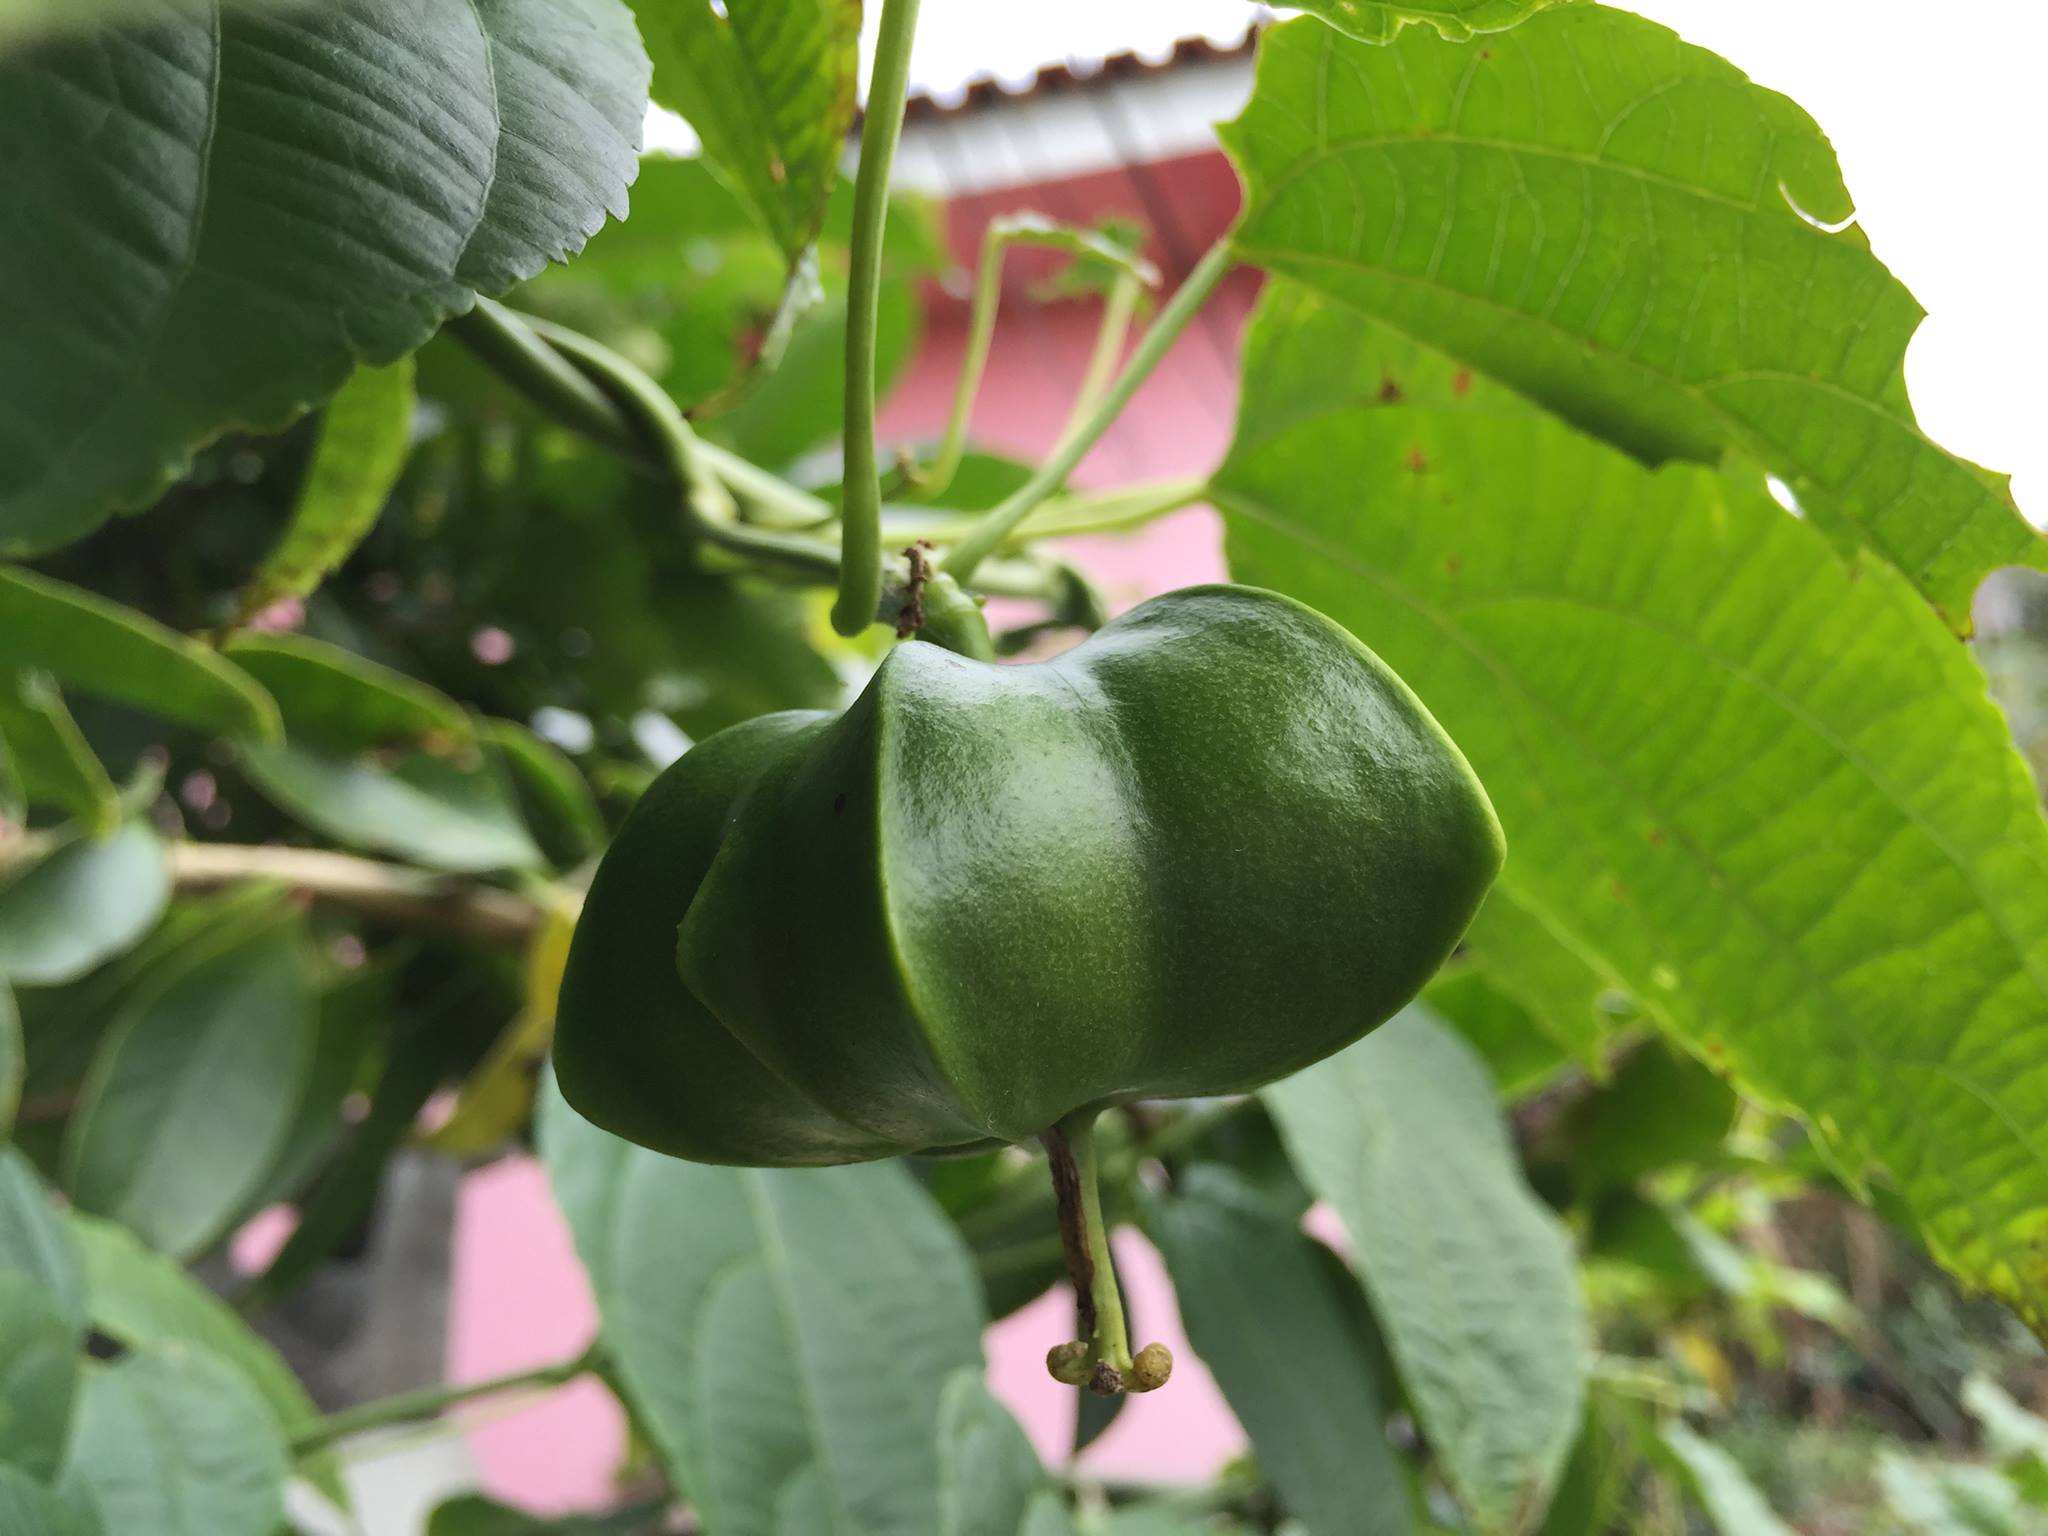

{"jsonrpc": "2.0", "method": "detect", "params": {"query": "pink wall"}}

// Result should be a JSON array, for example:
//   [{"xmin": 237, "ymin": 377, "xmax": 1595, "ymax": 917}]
[{"xmin": 449, "ymin": 149, "xmax": 1264, "ymax": 1512}]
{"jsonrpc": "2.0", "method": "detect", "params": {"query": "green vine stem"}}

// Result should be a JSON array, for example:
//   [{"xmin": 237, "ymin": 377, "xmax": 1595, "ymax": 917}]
[
  {"xmin": 834, "ymin": 0, "xmax": 924, "ymax": 637},
  {"xmin": 1041, "ymin": 1109, "xmax": 1173, "ymax": 1396},
  {"xmin": 448, "ymin": 301, "xmax": 1093, "ymax": 625},
  {"xmin": 290, "ymin": 1345, "xmax": 601, "ymax": 1454},
  {"xmin": 1055, "ymin": 269, "xmax": 1145, "ymax": 449},
  {"xmin": 941, "ymin": 237, "xmax": 1236, "ymax": 585},
  {"xmin": 920, "ymin": 219, "xmax": 1158, "ymax": 502},
  {"xmin": 447, "ymin": 298, "xmax": 644, "ymax": 460},
  {"xmin": 902, "ymin": 476, "xmax": 1208, "ymax": 552}
]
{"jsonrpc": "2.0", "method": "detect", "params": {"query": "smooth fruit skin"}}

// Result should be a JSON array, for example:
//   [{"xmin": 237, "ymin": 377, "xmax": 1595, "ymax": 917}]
[
  {"xmin": 558, "ymin": 584, "xmax": 1504, "ymax": 1164},
  {"xmin": 552, "ymin": 712, "xmax": 903, "ymax": 1165}
]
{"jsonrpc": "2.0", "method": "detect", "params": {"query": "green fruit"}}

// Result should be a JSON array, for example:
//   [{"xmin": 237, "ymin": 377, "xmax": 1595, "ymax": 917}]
[
  {"xmin": 558, "ymin": 583, "xmax": 1502, "ymax": 1157},
  {"xmin": 554, "ymin": 583, "xmax": 1503, "ymax": 1391}
]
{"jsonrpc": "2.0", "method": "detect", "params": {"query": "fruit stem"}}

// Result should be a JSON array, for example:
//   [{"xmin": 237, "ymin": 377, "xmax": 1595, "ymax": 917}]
[{"xmin": 1042, "ymin": 1109, "xmax": 1134, "ymax": 1393}]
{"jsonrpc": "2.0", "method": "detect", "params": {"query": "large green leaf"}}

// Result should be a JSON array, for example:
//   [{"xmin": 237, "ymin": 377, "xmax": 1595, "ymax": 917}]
[
  {"xmin": 1288, "ymin": 0, "xmax": 1559, "ymax": 42},
  {"xmin": 936, "ymin": 1372, "xmax": 1077, "ymax": 1536},
  {"xmin": 633, "ymin": 0, "xmax": 861, "ymax": 260},
  {"xmin": 0, "ymin": 1464, "xmax": 98, "ymax": 1536},
  {"xmin": 0, "ymin": 1147, "xmax": 82, "ymax": 1333},
  {"xmin": 233, "ymin": 359, "xmax": 417, "ymax": 623},
  {"xmin": 1213, "ymin": 282, "xmax": 2048, "ymax": 1333},
  {"xmin": 239, "ymin": 741, "xmax": 545, "ymax": 873},
  {"xmin": 1660, "ymin": 1424, "xmax": 1795, "ymax": 1536},
  {"xmin": 221, "ymin": 632, "xmax": 471, "ymax": 754},
  {"xmin": 0, "ymin": 674, "xmax": 117, "ymax": 836},
  {"xmin": 0, "ymin": 0, "xmax": 647, "ymax": 555},
  {"xmin": 0, "ymin": 568, "xmax": 279, "ymax": 743},
  {"xmin": 1146, "ymin": 1166, "xmax": 1412, "ymax": 1536},
  {"xmin": 541, "ymin": 1078, "xmax": 986, "ymax": 1536},
  {"xmin": 0, "ymin": 1272, "xmax": 76, "ymax": 1481},
  {"xmin": 65, "ymin": 920, "xmax": 315, "ymax": 1257},
  {"xmin": 0, "ymin": 822, "xmax": 169, "ymax": 989},
  {"xmin": 1264, "ymin": 1008, "xmax": 1587, "ymax": 1532},
  {"xmin": 1459, "ymin": 889, "xmax": 1624, "ymax": 1071},
  {"xmin": 1222, "ymin": 9, "xmax": 2043, "ymax": 627},
  {"xmin": 59, "ymin": 1348, "xmax": 286, "ymax": 1536},
  {"xmin": 0, "ymin": 0, "xmax": 295, "ymax": 47},
  {"xmin": 67, "ymin": 1213, "xmax": 318, "ymax": 1447}
]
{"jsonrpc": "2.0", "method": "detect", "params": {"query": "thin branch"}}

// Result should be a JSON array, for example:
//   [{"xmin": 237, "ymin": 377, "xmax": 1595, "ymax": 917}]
[
  {"xmin": 834, "ymin": 0, "xmax": 924, "ymax": 637},
  {"xmin": 290, "ymin": 1345, "xmax": 600, "ymax": 1454},
  {"xmin": 165, "ymin": 841, "xmax": 549, "ymax": 945},
  {"xmin": 941, "ymin": 238, "xmax": 1237, "ymax": 584}
]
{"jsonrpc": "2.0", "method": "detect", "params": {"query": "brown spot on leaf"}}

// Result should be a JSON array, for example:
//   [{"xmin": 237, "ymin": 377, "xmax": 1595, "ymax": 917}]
[
  {"xmin": 1445, "ymin": 555, "xmax": 1463, "ymax": 577},
  {"xmin": 1610, "ymin": 878, "xmax": 1630, "ymax": 902},
  {"xmin": 1647, "ymin": 827, "xmax": 1665, "ymax": 846},
  {"xmin": 1378, "ymin": 376, "xmax": 1403, "ymax": 403},
  {"xmin": 1405, "ymin": 447, "xmax": 1429, "ymax": 474},
  {"xmin": 1451, "ymin": 369, "xmax": 1473, "ymax": 397}
]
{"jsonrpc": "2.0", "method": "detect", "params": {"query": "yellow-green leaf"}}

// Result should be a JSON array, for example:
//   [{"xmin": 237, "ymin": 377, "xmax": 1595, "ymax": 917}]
[
  {"xmin": 1214, "ymin": 281, "xmax": 2048, "ymax": 1333},
  {"xmin": 0, "ymin": 568, "xmax": 278, "ymax": 743},
  {"xmin": 0, "ymin": 672, "xmax": 117, "ymax": 835},
  {"xmin": 633, "ymin": 0, "xmax": 860, "ymax": 261},
  {"xmin": 234, "ymin": 359, "xmax": 416, "ymax": 623},
  {"xmin": 1223, "ymin": 8, "xmax": 2044, "ymax": 628}
]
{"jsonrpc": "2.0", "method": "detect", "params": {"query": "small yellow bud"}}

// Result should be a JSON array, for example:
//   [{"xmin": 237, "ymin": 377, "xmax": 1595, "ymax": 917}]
[
  {"xmin": 1046, "ymin": 1341, "xmax": 1092, "ymax": 1386},
  {"xmin": 1128, "ymin": 1342, "xmax": 1174, "ymax": 1393}
]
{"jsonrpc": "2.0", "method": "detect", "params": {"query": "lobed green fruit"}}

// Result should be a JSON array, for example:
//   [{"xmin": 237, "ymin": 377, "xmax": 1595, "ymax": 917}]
[{"xmin": 555, "ymin": 584, "xmax": 1503, "ymax": 1164}]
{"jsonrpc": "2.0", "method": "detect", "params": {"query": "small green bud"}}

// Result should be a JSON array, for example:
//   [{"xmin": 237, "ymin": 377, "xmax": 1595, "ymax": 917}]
[
  {"xmin": 1046, "ymin": 1341, "xmax": 1092, "ymax": 1386},
  {"xmin": 1128, "ymin": 1342, "xmax": 1174, "ymax": 1393}
]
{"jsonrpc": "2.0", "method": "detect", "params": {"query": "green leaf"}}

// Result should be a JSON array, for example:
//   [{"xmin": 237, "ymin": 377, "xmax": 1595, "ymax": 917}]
[
  {"xmin": 511, "ymin": 156, "xmax": 788, "ymax": 412},
  {"xmin": 0, "ymin": 568, "xmax": 279, "ymax": 743},
  {"xmin": 67, "ymin": 1212, "xmax": 317, "ymax": 1447},
  {"xmin": 1661, "ymin": 1424, "xmax": 1795, "ymax": 1536},
  {"xmin": 221, "ymin": 632, "xmax": 471, "ymax": 754},
  {"xmin": 1460, "ymin": 890, "xmax": 1624, "ymax": 1071},
  {"xmin": 0, "ymin": 0, "xmax": 296, "ymax": 48},
  {"xmin": 1288, "ymin": 0, "xmax": 1560, "ymax": 43},
  {"xmin": 1213, "ymin": 282, "xmax": 2048, "ymax": 1334},
  {"xmin": 1423, "ymin": 969, "xmax": 1569, "ymax": 1099},
  {"xmin": 240, "ymin": 742, "xmax": 544, "ymax": 874},
  {"xmin": 1537, "ymin": 1396, "xmax": 1643, "ymax": 1536},
  {"xmin": 936, "ymin": 1372, "xmax": 1077, "ymax": 1536},
  {"xmin": 1264, "ymin": 1007, "xmax": 1587, "ymax": 1532},
  {"xmin": 0, "ymin": 674, "xmax": 117, "ymax": 835},
  {"xmin": 243, "ymin": 973, "xmax": 504, "ymax": 1309},
  {"xmin": 0, "ymin": 1146, "xmax": 83, "ymax": 1333},
  {"xmin": 234, "ymin": 359, "xmax": 416, "ymax": 623},
  {"xmin": 633, "ymin": 0, "xmax": 861, "ymax": 260},
  {"xmin": 1963, "ymin": 1374, "xmax": 2048, "ymax": 1464},
  {"xmin": 484, "ymin": 718, "xmax": 606, "ymax": 862},
  {"xmin": 1877, "ymin": 1452, "xmax": 2037, "ymax": 1536},
  {"xmin": 541, "ymin": 1076, "xmax": 986, "ymax": 1536},
  {"xmin": 1222, "ymin": 9, "xmax": 2044, "ymax": 627},
  {"xmin": 64, "ymin": 920, "xmax": 315, "ymax": 1258},
  {"xmin": 0, "ymin": 821, "xmax": 170, "ymax": 989},
  {"xmin": 713, "ymin": 180, "xmax": 943, "ymax": 468},
  {"xmin": 1146, "ymin": 1166, "xmax": 1413, "ymax": 1536},
  {"xmin": 1552, "ymin": 1044, "xmax": 1737, "ymax": 1198},
  {"xmin": 0, "ymin": 0, "xmax": 647, "ymax": 555},
  {"xmin": 0, "ymin": 978, "xmax": 18, "ymax": 1139},
  {"xmin": 59, "ymin": 1348, "xmax": 286, "ymax": 1536},
  {"xmin": 0, "ymin": 1272, "xmax": 76, "ymax": 1481},
  {"xmin": 0, "ymin": 1464, "xmax": 98, "ymax": 1536}
]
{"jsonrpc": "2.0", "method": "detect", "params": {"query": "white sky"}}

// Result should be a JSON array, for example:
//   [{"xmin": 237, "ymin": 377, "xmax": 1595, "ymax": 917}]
[{"xmin": 861, "ymin": 1, "xmax": 2048, "ymax": 520}]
